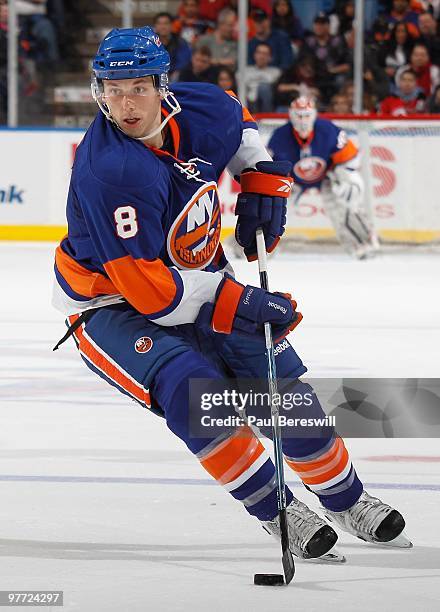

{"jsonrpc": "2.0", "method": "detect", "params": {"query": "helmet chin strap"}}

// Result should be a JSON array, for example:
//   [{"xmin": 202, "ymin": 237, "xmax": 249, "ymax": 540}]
[{"xmin": 134, "ymin": 91, "xmax": 181, "ymax": 142}]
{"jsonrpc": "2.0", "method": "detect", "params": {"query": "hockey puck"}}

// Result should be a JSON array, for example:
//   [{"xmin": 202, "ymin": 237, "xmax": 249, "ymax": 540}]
[{"xmin": 254, "ymin": 574, "xmax": 285, "ymax": 586}]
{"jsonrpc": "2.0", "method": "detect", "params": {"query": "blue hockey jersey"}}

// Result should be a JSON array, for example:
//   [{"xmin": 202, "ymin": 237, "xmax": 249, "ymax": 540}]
[
  {"xmin": 53, "ymin": 83, "xmax": 267, "ymax": 324},
  {"xmin": 267, "ymin": 117, "xmax": 358, "ymax": 189}
]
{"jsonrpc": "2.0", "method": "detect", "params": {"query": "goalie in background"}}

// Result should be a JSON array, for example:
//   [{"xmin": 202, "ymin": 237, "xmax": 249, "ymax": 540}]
[{"xmin": 268, "ymin": 96, "xmax": 380, "ymax": 259}]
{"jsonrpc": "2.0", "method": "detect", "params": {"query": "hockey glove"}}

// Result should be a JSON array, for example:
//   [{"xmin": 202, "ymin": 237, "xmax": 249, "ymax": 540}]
[
  {"xmin": 235, "ymin": 160, "xmax": 293, "ymax": 261},
  {"xmin": 196, "ymin": 275, "xmax": 302, "ymax": 341}
]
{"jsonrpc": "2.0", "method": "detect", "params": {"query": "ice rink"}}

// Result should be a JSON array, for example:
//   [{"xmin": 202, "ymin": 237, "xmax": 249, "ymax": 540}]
[{"xmin": 1, "ymin": 242, "xmax": 439, "ymax": 612}]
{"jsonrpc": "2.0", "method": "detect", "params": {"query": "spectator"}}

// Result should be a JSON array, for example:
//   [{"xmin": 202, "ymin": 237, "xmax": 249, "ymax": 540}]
[
  {"xmin": 367, "ymin": 15, "xmax": 392, "ymax": 67},
  {"xmin": 216, "ymin": 67, "xmax": 237, "ymax": 92},
  {"xmin": 196, "ymin": 8, "xmax": 237, "ymax": 69},
  {"xmin": 427, "ymin": 83, "xmax": 440, "ymax": 110},
  {"xmin": 243, "ymin": 42, "xmax": 281, "ymax": 112},
  {"xmin": 385, "ymin": 0, "xmax": 420, "ymax": 37},
  {"xmin": 301, "ymin": 13, "xmax": 350, "ymax": 101},
  {"xmin": 198, "ymin": 0, "xmax": 229, "ymax": 25},
  {"xmin": 173, "ymin": 0, "xmax": 209, "ymax": 46},
  {"xmin": 178, "ymin": 45, "xmax": 218, "ymax": 83},
  {"xmin": 329, "ymin": 93, "xmax": 351, "ymax": 114},
  {"xmin": 154, "ymin": 12, "xmax": 192, "ymax": 79},
  {"xmin": 420, "ymin": 1, "xmax": 440, "ymax": 19},
  {"xmin": 197, "ymin": 0, "xmax": 272, "ymax": 24},
  {"xmin": 16, "ymin": 0, "xmax": 59, "ymax": 65},
  {"xmin": 379, "ymin": 68, "xmax": 426, "ymax": 113},
  {"xmin": 248, "ymin": 8, "xmax": 294, "ymax": 70},
  {"xmin": 344, "ymin": 28, "xmax": 390, "ymax": 101},
  {"xmin": 418, "ymin": 11, "xmax": 440, "ymax": 64},
  {"xmin": 383, "ymin": 22, "xmax": 414, "ymax": 78},
  {"xmin": 271, "ymin": 0, "xmax": 304, "ymax": 44},
  {"xmin": 274, "ymin": 56, "xmax": 321, "ymax": 110},
  {"xmin": 340, "ymin": 80, "xmax": 355, "ymax": 111},
  {"xmin": 329, "ymin": 0, "xmax": 355, "ymax": 36},
  {"xmin": 396, "ymin": 43, "xmax": 440, "ymax": 94},
  {"xmin": 406, "ymin": 1, "xmax": 440, "ymax": 17}
]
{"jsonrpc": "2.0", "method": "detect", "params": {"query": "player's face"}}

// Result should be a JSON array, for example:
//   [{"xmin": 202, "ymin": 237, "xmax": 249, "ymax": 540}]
[{"xmin": 103, "ymin": 77, "xmax": 162, "ymax": 139}]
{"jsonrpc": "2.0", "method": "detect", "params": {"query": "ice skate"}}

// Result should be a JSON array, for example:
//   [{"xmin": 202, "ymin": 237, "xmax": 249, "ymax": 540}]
[
  {"xmin": 262, "ymin": 497, "xmax": 346, "ymax": 562},
  {"xmin": 354, "ymin": 234, "xmax": 381, "ymax": 260},
  {"xmin": 323, "ymin": 491, "xmax": 413, "ymax": 548}
]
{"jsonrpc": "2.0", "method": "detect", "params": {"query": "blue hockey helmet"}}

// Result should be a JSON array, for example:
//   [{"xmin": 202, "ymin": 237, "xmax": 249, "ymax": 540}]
[
  {"xmin": 91, "ymin": 26, "xmax": 181, "ymax": 141},
  {"xmin": 92, "ymin": 26, "xmax": 170, "ymax": 83}
]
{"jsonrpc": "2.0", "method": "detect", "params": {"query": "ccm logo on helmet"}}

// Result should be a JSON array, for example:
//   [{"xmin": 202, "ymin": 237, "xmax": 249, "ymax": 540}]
[{"xmin": 109, "ymin": 60, "xmax": 134, "ymax": 67}]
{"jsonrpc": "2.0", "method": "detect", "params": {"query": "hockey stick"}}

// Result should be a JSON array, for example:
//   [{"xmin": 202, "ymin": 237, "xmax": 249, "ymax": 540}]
[{"xmin": 256, "ymin": 228, "xmax": 295, "ymax": 584}]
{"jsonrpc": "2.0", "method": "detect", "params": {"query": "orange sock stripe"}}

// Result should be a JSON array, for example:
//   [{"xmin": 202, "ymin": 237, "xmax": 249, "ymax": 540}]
[
  {"xmin": 200, "ymin": 426, "xmax": 265, "ymax": 485},
  {"xmin": 69, "ymin": 315, "xmax": 151, "ymax": 407},
  {"xmin": 286, "ymin": 438, "xmax": 342, "ymax": 473},
  {"xmin": 291, "ymin": 448, "xmax": 350, "ymax": 486},
  {"xmin": 289, "ymin": 440, "xmax": 344, "ymax": 479}
]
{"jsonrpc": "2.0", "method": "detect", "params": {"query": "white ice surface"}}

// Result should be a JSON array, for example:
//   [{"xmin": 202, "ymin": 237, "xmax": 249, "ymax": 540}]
[{"xmin": 0, "ymin": 243, "xmax": 439, "ymax": 612}]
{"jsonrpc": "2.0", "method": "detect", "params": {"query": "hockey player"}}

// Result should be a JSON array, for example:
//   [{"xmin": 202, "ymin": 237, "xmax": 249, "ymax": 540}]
[
  {"xmin": 52, "ymin": 27, "xmax": 411, "ymax": 563},
  {"xmin": 268, "ymin": 96, "xmax": 379, "ymax": 259}
]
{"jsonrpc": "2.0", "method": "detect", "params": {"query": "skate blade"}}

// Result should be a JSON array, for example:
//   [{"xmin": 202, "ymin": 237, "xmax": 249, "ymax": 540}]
[
  {"xmin": 305, "ymin": 548, "xmax": 346, "ymax": 564},
  {"xmin": 373, "ymin": 531, "xmax": 413, "ymax": 549}
]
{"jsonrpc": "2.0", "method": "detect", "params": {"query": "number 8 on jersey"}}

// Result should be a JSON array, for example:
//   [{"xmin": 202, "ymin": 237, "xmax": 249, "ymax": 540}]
[{"xmin": 114, "ymin": 205, "xmax": 138, "ymax": 239}]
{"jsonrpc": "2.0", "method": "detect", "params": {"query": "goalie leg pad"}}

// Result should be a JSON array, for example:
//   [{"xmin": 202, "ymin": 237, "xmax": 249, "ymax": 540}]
[{"xmin": 321, "ymin": 181, "xmax": 379, "ymax": 258}]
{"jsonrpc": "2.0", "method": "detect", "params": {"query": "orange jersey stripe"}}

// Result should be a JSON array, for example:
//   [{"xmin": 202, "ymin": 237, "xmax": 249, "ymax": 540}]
[
  {"xmin": 200, "ymin": 425, "xmax": 265, "ymax": 485},
  {"xmin": 161, "ymin": 107, "xmax": 180, "ymax": 156},
  {"xmin": 103, "ymin": 256, "xmax": 178, "ymax": 316},
  {"xmin": 225, "ymin": 89, "xmax": 256, "ymax": 123},
  {"xmin": 69, "ymin": 314, "xmax": 151, "ymax": 407},
  {"xmin": 55, "ymin": 245, "xmax": 117, "ymax": 298},
  {"xmin": 331, "ymin": 139, "xmax": 358, "ymax": 166},
  {"xmin": 211, "ymin": 277, "xmax": 244, "ymax": 334}
]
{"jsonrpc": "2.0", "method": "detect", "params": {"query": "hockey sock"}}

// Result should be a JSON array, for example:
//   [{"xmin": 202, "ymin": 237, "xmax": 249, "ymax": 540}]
[
  {"xmin": 150, "ymin": 351, "xmax": 293, "ymax": 520},
  {"xmin": 263, "ymin": 379, "xmax": 363, "ymax": 512}
]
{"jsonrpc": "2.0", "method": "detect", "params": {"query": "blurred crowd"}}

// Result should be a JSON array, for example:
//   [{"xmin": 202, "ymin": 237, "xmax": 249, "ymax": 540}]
[
  {"xmin": 156, "ymin": 0, "xmax": 440, "ymax": 115},
  {"xmin": 0, "ymin": 0, "xmax": 88, "ymax": 123},
  {"xmin": 2, "ymin": 0, "xmax": 440, "ymax": 123}
]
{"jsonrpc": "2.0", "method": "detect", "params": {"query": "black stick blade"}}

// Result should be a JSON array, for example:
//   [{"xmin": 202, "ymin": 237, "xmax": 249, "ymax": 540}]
[{"xmin": 282, "ymin": 548, "xmax": 295, "ymax": 584}]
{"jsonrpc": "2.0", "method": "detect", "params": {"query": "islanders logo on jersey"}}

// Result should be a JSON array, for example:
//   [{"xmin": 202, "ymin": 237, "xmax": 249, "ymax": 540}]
[
  {"xmin": 167, "ymin": 181, "xmax": 221, "ymax": 270},
  {"xmin": 135, "ymin": 337, "xmax": 153, "ymax": 354},
  {"xmin": 293, "ymin": 156, "xmax": 327, "ymax": 184}
]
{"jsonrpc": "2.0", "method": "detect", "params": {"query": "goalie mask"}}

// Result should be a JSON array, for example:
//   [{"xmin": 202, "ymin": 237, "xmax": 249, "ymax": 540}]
[
  {"xmin": 289, "ymin": 97, "xmax": 317, "ymax": 139},
  {"xmin": 91, "ymin": 26, "xmax": 181, "ymax": 141}
]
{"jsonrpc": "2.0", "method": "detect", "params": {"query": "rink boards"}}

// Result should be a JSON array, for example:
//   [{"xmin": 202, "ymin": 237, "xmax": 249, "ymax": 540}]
[{"xmin": 0, "ymin": 118, "xmax": 440, "ymax": 244}]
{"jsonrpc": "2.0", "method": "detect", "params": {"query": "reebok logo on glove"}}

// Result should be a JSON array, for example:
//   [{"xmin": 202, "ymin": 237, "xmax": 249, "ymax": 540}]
[
  {"xmin": 267, "ymin": 301, "xmax": 288, "ymax": 315},
  {"xmin": 277, "ymin": 179, "xmax": 293, "ymax": 194},
  {"xmin": 273, "ymin": 338, "xmax": 290, "ymax": 356}
]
